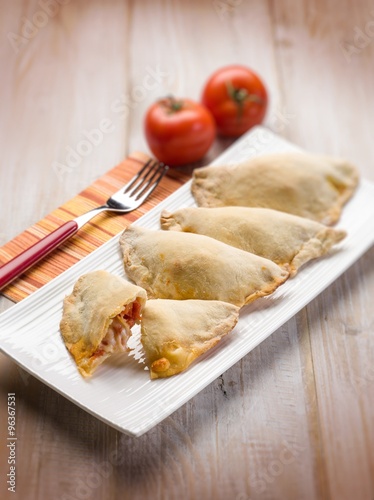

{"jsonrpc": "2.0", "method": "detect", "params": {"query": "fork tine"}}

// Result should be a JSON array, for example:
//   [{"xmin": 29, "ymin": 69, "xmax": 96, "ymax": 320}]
[
  {"xmin": 132, "ymin": 162, "xmax": 166, "ymax": 199},
  {"xmin": 121, "ymin": 159, "xmax": 153, "ymax": 193},
  {"xmin": 124, "ymin": 159, "xmax": 158, "ymax": 196},
  {"xmin": 134, "ymin": 163, "xmax": 169, "ymax": 202}
]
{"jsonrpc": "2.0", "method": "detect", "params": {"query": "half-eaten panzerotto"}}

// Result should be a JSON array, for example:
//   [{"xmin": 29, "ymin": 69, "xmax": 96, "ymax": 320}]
[{"xmin": 60, "ymin": 270, "xmax": 147, "ymax": 377}]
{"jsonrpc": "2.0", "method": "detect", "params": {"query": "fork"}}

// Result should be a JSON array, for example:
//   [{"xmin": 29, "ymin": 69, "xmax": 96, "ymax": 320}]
[{"xmin": 0, "ymin": 159, "xmax": 168, "ymax": 290}]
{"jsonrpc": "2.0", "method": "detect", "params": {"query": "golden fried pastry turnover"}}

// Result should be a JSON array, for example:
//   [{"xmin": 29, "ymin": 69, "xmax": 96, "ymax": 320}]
[
  {"xmin": 119, "ymin": 226, "xmax": 289, "ymax": 307},
  {"xmin": 161, "ymin": 206, "xmax": 346, "ymax": 277},
  {"xmin": 141, "ymin": 299, "xmax": 239, "ymax": 379},
  {"xmin": 60, "ymin": 270, "xmax": 147, "ymax": 377},
  {"xmin": 191, "ymin": 152, "xmax": 358, "ymax": 225}
]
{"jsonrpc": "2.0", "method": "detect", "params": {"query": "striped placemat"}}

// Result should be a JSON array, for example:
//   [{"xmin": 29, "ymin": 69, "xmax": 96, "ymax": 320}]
[{"xmin": 0, "ymin": 152, "xmax": 190, "ymax": 303}]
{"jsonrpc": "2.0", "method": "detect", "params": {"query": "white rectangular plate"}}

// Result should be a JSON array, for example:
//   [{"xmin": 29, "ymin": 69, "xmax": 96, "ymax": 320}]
[{"xmin": 1, "ymin": 127, "xmax": 373, "ymax": 437}]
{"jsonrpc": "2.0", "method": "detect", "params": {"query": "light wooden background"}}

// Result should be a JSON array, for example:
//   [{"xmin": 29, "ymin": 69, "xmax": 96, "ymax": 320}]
[{"xmin": 1, "ymin": 1, "xmax": 373, "ymax": 499}]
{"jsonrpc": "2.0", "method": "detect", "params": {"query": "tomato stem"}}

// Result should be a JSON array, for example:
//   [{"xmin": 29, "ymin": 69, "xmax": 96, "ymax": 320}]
[
  {"xmin": 162, "ymin": 95, "xmax": 184, "ymax": 113},
  {"xmin": 226, "ymin": 81, "xmax": 263, "ymax": 120}
]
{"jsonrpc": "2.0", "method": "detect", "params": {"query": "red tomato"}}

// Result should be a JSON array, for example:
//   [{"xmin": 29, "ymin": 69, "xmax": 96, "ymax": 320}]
[
  {"xmin": 202, "ymin": 65, "xmax": 268, "ymax": 137},
  {"xmin": 144, "ymin": 97, "xmax": 216, "ymax": 167}
]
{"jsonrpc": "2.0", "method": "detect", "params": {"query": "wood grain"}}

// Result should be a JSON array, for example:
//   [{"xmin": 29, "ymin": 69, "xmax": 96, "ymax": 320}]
[{"xmin": 0, "ymin": 0, "xmax": 373, "ymax": 499}]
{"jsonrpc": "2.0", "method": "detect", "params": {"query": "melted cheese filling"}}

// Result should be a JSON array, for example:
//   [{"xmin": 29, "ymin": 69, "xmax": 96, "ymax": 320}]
[
  {"xmin": 100, "ymin": 316, "xmax": 132, "ymax": 353},
  {"xmin": 87, "ymin": 299, "xmax": 142, "ymax": 372}
]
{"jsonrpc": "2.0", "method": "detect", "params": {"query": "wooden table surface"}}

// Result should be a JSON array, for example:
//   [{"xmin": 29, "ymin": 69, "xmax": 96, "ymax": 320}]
[{"xmin": 1, "ymin": 1, "xmax": 373, "ymax": 499}]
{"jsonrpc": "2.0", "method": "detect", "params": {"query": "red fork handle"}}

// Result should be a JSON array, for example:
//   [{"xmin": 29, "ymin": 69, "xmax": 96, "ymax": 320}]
[{"xmin": 0, "ymin": 220, "xmax": 78, "ymax": 291}]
